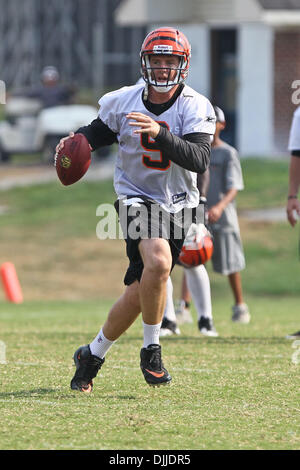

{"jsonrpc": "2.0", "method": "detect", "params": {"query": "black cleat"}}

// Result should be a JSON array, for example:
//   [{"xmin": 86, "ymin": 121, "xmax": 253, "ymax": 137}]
[
  {"xmin": 140, "ymin": 344, "xmax": 172, "ymax": 387},
  {"xmin": 198, "ymin": 316, "xmax": 219, "ymax": 337},
  {"xmin": 70, "ymin": 344, "xmax": 105, "ymax": 393},
  {"xmin": 286, "ymin": 330, "xmax": 300, "ymax": 340},
  {"xmin": 160, "ymin": 317, "xmax": 181, "ymax": 337}
]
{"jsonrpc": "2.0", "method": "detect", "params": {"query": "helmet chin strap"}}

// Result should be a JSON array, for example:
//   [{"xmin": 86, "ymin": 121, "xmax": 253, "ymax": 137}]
[
  {"xmin": 143, "ymin": 55, "xmax": 180, "ymax": 94},
  {"xmin": 152, "ymin": 83, "xmax": 175, "ymax": 93},
  {"xmin": 143, "ymin": 82, "xmax": 149, "ymax": 100}
]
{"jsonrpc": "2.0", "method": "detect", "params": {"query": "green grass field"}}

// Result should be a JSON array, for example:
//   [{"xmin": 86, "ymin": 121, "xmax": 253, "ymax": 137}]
[{"xmin": 0, "ymin": 158, "xmax": 299, "ymax": 450}]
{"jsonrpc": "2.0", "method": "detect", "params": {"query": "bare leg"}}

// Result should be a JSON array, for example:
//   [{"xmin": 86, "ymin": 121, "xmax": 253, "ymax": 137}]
[
  {"xmin": 138, "ymin": 238, "xmax": 172, "ymax": 325},
  {"xmin": 138, "ymin": 238, "xmax": 173, "ymax": 385},
  {"xmin": 181, "ymin": 272, "xmax": 191, "ymax": 304},
  {"xmin": 103, "ymin": 280, "xmax": 141, "ymax": 341},
  {"xmin": 71, "ymin": 281, "xmax": 142, "ymax": 392},
  {"xmin": 228, "ymin": 272, "xmax": 243, "ymax": 305},
  {"xmin": 230, "ymin": 271, "xmax": 250, "ymax": 323},
  {"xmin": 77, "ymin": 239, "xmax": 174, "ymax": 390},
  {"xmin": 103, "ymin": 238, "xmax": 172, "ymax": 338},
  {"xmin": 175, "ymin": 271, "xmax": 194, "ymax": 325}
]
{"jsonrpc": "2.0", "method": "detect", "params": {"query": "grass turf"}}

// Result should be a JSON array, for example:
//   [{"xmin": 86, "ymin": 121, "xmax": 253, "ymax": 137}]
[
  {"xmin": 0, "ymin": 158, "xmax": 299, "ymax": 450},
  {"xmin": 0, "ymin": 296, "xmax": 299, "ymax": 450}
]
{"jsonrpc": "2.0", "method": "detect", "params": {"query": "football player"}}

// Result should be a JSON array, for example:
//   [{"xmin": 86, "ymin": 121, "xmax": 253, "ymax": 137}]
[
  {"xmin": 161, "ymin": 236, "xmax": 218, "ymax": 338},
  {"xmin": 160, "ymin": 170, "xmax": 218, "ymax": 338},
  {"xmin": 166, "ymin": 106, "xmax": 250, "ymax": 331},
  {"xmin": 56, "ymin": 27, "xmax": 215, "ymax": 392}
]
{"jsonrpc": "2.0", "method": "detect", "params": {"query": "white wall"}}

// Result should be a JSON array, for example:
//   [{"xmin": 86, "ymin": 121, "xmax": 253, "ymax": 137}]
[
  {"xmin": 184, "ymin": 24, "xmax": 211, "ymax": 99},
  {"xmin": 116, "ymin": 0, "xmax": 262, "ymax": 25},
  {"xmin": 237, "ymin": 23, "xmax": 274, "ymax": 156},
  {"xmin": 116, "ymin": 0, "xmax": 195, "ymax": 25}
]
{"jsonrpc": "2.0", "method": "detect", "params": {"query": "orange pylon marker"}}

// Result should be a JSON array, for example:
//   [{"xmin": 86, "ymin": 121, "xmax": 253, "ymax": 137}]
[{"xmin": 0, "ymin": 262, "xmax": 23, "ymax": 304}]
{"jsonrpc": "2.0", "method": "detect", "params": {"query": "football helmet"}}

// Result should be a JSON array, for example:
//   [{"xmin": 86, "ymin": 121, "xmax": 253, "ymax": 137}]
[
  {"xmin": 178, "ymin": 224, "xmax": 213, "ymax": 268},
  {"xmin": 140, "ymin": 27, "xmax": 191, "ymax": 92}
]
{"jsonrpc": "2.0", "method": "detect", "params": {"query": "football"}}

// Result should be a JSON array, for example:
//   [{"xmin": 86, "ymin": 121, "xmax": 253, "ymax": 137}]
[
  {"xmin": 55, "ymin": 133, "xmax": 91, "ymax": 186},
  {"xmin": 178, "ymin": 223, "xmax": 214, "ymax": 268}
]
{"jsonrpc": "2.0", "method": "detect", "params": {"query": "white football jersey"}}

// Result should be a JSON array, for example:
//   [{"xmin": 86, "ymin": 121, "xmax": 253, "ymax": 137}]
[
  {"xmin": 288, "ymin": 106, "xmax": 300, "ymax": 151},
  {"xmin": 98, "ymin": 83, "xmax": 215, "ymax": 213}
]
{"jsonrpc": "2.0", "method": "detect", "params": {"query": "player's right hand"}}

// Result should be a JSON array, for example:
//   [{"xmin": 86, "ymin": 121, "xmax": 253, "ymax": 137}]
[
  {"xmin": 55, "ymin": 132, "xmax": 75, "ymax": 154},
  {"xmin": 208, "ymin": 203, "xmax": 223, "ymax": 224},
  {"xmin": 286, "ymin": 198, "xmax": 300, "ymax": 227}
]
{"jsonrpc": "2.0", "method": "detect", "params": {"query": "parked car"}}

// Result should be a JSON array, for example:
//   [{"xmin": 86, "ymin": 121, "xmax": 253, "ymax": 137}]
[{"xmin": 0, "ymin": 96, "xmax": 99, "ymax": 163}]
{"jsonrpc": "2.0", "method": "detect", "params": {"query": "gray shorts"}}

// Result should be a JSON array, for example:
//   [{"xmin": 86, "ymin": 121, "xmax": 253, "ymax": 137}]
[{"xmin": 210, "ymin": 229, "xmax": 245, "ymax": 275}]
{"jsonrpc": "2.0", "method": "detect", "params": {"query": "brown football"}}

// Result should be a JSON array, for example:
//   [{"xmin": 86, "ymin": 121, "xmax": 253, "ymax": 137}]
[{"xmin": 55, "ymin": 133, "xmax": 91, "ymax": 186}]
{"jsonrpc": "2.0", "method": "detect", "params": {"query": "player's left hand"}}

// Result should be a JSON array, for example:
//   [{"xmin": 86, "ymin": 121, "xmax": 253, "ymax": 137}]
[{"xmin": 127, "ymin": 112, "xmax": 160, "ymax": 139}]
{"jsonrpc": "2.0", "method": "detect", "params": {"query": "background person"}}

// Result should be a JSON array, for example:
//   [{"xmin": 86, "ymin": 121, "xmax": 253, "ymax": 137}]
[
  {"xmin": 207, "ymin": 106, "xmax": 250, "ymax": 324},
  {"xmin": 286, "ymin": 105, "xmax": 300, "ymax": 340},
  {"xmin": 175, "ymin": 170, "xmax": 210, "ymax": 326},
  {"xmin": 13, "ymin": 65, "xmax": 75, "ymax": 108},
  {"xmin": 162, "ymin": 169, "xmax": 218, "ymax": 337}
]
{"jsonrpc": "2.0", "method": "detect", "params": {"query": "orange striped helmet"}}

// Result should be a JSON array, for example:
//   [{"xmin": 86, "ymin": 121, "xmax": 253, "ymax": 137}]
[
  {"xmin": 178, "ymin": 224, "xmax": 213, "ymax": 268},
  {"xmin": 140, "ymin": 27, "xmax": 191, "ymax": 90},
  {"xmin": 178, "ymin": 235, "xmax": 213, "ymax": 267}
]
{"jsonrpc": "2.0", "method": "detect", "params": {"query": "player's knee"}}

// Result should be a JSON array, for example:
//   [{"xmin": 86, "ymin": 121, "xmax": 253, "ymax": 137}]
[{"xmin": 146, "ymin": 253, "xmax": 171, "ymax": 280}]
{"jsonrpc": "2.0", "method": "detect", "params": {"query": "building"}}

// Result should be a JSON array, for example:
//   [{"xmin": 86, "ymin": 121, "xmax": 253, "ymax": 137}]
[
  {"xmin": 0, "ymin": 0, "xmax": 146, "ymax": 96},
  {"xmin": 116, "ymin": 0, "xmax": 300, "ymax": 157}
]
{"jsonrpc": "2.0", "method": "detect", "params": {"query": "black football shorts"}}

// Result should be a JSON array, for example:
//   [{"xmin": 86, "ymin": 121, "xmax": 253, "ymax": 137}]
[{"xmin": 114, "ymin": 196, "xmax": 197, "ymax": 286}]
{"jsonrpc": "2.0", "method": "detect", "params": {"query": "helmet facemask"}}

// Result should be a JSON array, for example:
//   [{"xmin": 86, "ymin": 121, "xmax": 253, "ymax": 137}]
[
  {"xmin": 141, "ymin": 54, "xmax": 187, "ymax": 93},
  {"xmin": 141, "ymin": 53, "xmax": 188, "ymax": 93}
]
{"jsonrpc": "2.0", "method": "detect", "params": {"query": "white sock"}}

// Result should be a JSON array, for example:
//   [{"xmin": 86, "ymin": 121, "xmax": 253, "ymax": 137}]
[
  {"xmin": 89, "ymin": 328, "xmax": 115, "ymax": 359},
  {"xmin": 142, "ymin": 321, "xmax": 161, "ymax": 348},
  {"xmin": 163, "ymin": 277, "xmax": 177, "ymax": 323},
  {"xmin": 184, "ymin": 265, "xmax": 213, "ymax": 320}
]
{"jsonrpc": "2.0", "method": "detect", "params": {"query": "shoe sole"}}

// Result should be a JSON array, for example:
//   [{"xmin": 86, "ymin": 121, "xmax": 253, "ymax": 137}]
[
  {"xmin": 159, "ymin": 328, "xmax": 175, "ymax": 337},
  {"xmin": 159, "ymin": 328, "xmax": 181, "ymax": 337},
  {"xmin": 142, "ymin": 368, "xmax": 172, "ymax": 387},
  {"xmin": 147, "ymin": 379, "xmax": 172, "ymax": 388},
  {"xmin": 232, "ymin": 316, "xmax": 251, "ymax": 324},
  {"xmin": 199, "ymin": 329, "xmax": 219, "ymax": 337},
  {"xmin": 70, "ymin": 380, "xmax": 93, "ymax": 393}
]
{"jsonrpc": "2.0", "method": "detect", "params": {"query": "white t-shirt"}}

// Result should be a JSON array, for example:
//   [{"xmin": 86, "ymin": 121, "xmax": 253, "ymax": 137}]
[
  {"xmin": 98, "ymin": 83, "xmax": 215, "ymax": 213},
  {"xmin": 288, "ymin": 106, "xmax": 300, "ymax": 151}
]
